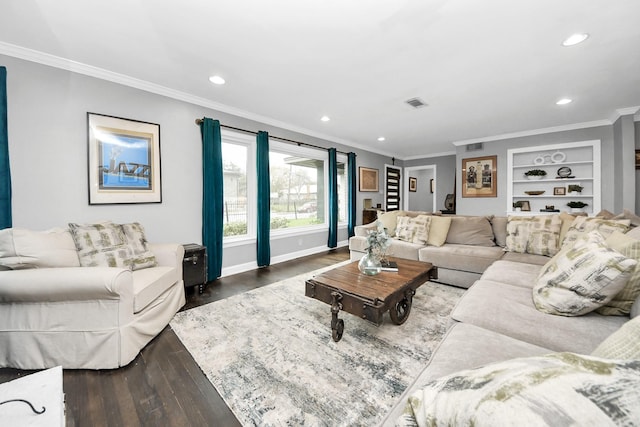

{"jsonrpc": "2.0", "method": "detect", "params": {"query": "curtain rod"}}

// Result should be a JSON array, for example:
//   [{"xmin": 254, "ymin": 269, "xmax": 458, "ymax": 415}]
[{"xmin": 195, "ymin": 118, "xmax": 350, "ymax": 155}]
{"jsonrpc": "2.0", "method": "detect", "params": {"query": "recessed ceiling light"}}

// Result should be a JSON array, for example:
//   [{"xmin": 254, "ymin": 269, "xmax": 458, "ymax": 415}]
[
  {"xmin": 377, "ymin": 137, "xmax": 386, "ymax": 142},
  {"xmin": 320, "ymin": 116, "xmax": 330, "ymax": 122},
  {"xmin": 556, "ymin": 98, "xmax": 572, "ymax": 105},
  {"xmin": 562, "ymin": 33, "xmax": 589, "ymax": 46},
  {"xmin": 209, "ymin": 75, "xmax": 225, "ymax": 85}
]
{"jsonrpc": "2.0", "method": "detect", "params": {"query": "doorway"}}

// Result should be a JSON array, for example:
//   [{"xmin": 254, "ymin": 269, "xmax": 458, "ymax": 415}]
[{"xmin": 404, "ymin": 165, "xmax": 437, "ymax": 212}]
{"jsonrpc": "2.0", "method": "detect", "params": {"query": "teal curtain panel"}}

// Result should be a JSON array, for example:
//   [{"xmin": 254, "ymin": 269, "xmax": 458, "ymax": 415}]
[
  {"xmin": 256, "ymin": 131, "xmax": 271, "ymax": 267},
  {"xmin": 200, "ymin": 118, "xmax": 223, "ymax": 280},
  {"xmin": 347, "ymin": 152, "xmax": 357, "ymax": 237},
  {"xmin": 0, "ymin": 67, "xmax": 11, "ymax": 230},
  {"xmin": 327, "ymin": 148, "xmax": 338, "ymax": 248}
]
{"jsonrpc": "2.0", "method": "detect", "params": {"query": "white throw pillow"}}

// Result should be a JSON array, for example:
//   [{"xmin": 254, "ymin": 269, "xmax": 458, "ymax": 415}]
[
  {"xmin": 562, "ymin": 217, "xmax": 631, "ymax": 248},
  {"xmin": 120, "ymin": 222, "xmax": 157, "ymax": 270},
  {"xmin": 533, "ymin": 231, "xmax": 637, "ymax": 316},
  {"xmin": 0, "ymin": 227, "xmax": 80, "ymax": 269}
]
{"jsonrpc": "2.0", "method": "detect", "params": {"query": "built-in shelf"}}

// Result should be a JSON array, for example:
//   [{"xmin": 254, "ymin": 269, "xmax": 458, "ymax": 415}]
[{"xmin": 507, "ymin": 140, "xmax": 601, "ymax": 215}]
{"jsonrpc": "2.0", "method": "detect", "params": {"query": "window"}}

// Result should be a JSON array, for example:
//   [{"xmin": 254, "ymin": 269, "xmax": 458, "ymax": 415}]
[
  {"xmin": 221, "ymin": 132, "xmax": 254, "ymax": 239},
  {"xmin": 269, "ymin": 143, "xmax": 326, "ymax": 231},
  {"xmin": 337, "ymin": 155, "xmax": 348, "ymax": 224}
]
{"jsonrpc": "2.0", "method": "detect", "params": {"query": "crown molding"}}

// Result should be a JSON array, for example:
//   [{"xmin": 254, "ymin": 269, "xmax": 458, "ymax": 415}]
[
  {"xmin": 0, "ymin": 42, "xmax": 394, "ymax": 155},
  {"xmin": 610, "ymin": 106, "xmax": 640, "ymax": 123},
  {"xmin": 451, "ymin": 119, "xmax": 612, "ymax": 146},
  {"xmin": 403, "ymin": 150, "xmax": 456, "ymax": 161}
]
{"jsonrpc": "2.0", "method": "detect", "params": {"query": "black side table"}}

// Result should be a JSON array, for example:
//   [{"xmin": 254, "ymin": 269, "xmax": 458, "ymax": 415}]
[{"xmin": 182, "ymin": 244, "xmax": 208, "ymax": 294}]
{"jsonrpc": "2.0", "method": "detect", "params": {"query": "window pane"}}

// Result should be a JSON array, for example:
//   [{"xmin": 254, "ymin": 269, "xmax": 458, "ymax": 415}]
[
  {"xmin": 269, "ymin": 151, "xmax": 325, "ymax": 230},
  {"xmin": 337, "ymin": 161, "xmax": 347, "ymax": 223},
  {"xmin": 222, "ymin": 142, "xmax": 248, "ymax": 237}
]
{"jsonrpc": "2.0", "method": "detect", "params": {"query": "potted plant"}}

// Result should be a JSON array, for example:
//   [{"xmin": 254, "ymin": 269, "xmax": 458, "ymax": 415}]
[
  {"xmin": 567, "ymin": 201, "xmax": 588, "ymax": 213},
  {"xmin": 513, "ymin": 201, "xmax": 524, "ymax": 212},
  {"xmin": 524, "ymin": 169, "xmax": 547, "ymax": 180},
  {"xmin": 568, "ymin": 184, "xmax": 583, "ymax": 195}
]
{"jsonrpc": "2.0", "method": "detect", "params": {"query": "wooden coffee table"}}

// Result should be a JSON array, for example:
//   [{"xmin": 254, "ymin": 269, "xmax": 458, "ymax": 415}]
[{"xmin": 305, "ymin": 257, "xmax": 437, "ymax": 342}]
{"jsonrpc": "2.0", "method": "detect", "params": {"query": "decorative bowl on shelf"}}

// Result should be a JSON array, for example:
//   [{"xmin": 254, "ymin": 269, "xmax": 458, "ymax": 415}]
[{"xmin": 525, "ymin": 190, "xmax": 545, "ymax": 195}]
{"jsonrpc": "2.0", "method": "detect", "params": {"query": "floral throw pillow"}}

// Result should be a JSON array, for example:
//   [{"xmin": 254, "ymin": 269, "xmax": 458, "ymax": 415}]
[
  {"xmin": 69, "ymin": 222, "xmax": 134, "ymax": 269},
  {"xmin": 533, "ymin": 231, "xmax": 637, "ymax": 316},
  {"xmin": 505, "ymin": 214, "xmax": 562, "ymax": 256}
]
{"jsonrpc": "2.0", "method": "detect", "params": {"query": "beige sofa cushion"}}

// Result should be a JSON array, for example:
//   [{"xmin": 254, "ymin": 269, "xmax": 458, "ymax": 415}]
[
  {"xmin": 445, "ymin": 216, "xmax": 495, "ymax": 247},
  {"xmin": 500, "ymin": 251, "xmax": 549, "ymax": 266},
  {"xmin": 0, "ymin": 228, "xmax": 80, "ymax": 269},
  {"xmin": 132, "ymin": 266, "xmax": 180, "ymax": 313},
  {"xmin": 490, "ymin": 216, "xmax": 507, "ymax": 247},
  {"xmin": 453, "ymin": 280, "xmax": 627, "ymax": 353},
  {"xmin": 480, "ymin": 260, "xmax": 543, "ymax": 288},
  {"xmin": 419, "ymin": 244, "xmax": 504, "ymax": 274}
]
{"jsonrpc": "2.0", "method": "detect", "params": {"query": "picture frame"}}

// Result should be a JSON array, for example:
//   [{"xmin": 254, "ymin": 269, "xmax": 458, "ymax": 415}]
[
  {"xmin": 359, "ymin": 167, "xmax": 379, "ymax": 192},
  {"xmin": 409, "ymin": 177, "xmax": 417, "ymax": 192},
  {"xmin": 521, "ymin": 200, "xmax": 531, "ymax": 211},
  {"xmin": 636, "ymin": 150, "xmax": 640, "ymax": 170},
  {"xmin": 430, "ymin": 178, "xmax": 435, "ymax": 193},
  {"xmin": 462, "ymin": 155, "xmax": 497, "ymax": 198},
  {"xmin": 553, "ymin": 187, "xmax": 566, "ymax": 195},
  {"xmin": 87, "ymin": 113, "xmax": 162, "ymax": 204}
]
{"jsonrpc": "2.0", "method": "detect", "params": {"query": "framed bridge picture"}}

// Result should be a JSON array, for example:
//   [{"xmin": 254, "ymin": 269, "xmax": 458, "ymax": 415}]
[{"xmin": 87, "ymin": 113, "xmax": 162, "ymax": 204}]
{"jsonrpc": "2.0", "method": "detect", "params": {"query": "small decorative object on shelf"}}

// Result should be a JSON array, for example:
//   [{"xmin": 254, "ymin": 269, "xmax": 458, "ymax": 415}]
[
  {"xmin": 553, "ymin": 187, "xmax": 566, "ymax": 195},
  {"xmin": 358, "ymin": 221, "xmax": 391, "ymax": 276},
  {"xmin": 513, "ymin": 201, "xmax": 524, "ymax": 212},
  {"xmin": 556, "ymin": 166, "xmax": 574, "ymax": 178},
  {"xmin": 541, "ymin": 205, "xmax": 559, "ymax": 212},
  {"xmin": 568, "ymin": 184, "xmax": 583, "ymax": 195},
  {"xmin": 525, "ymin": 190, "xmax": 545, "ymax": 195},
  {"xmin": 550, "ymin": 151, "xmax": 566, "ymax": 163},
  {"xmin": 567, "ymin": 201, "xmax": 588, "ymax": 213},
  {"xmin": 524, "ymin": 169, "xmax": 547, "ymax": 180}
]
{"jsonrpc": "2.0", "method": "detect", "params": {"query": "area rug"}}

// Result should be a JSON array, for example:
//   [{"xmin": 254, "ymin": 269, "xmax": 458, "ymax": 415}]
[{"xmin": 170, "ymin": 262, "xmax": 465, "ymax": 427}]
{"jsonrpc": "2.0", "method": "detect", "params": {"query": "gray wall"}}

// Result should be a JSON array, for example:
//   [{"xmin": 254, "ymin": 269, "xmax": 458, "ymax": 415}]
[
  {"xmin": 404, "ymin": 154, "xmax": 456, "ymax": 212},
  {"xmin": 453, "ymin": 126, "xmax": 618, "ymax": 216},
  {"xmin": 2, "ymin": 55, "xmax": 390, "ymax": 273}
]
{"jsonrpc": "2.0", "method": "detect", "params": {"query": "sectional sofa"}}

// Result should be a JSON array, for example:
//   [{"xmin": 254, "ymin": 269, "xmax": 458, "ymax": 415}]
[{"xmin": 348, "ymin": 210, "xmax": 640, "ymax": 426}]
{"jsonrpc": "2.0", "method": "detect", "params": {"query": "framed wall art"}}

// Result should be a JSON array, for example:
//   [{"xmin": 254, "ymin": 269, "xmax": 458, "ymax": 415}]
[
  {"xmin": 87, "ymin": 113, "xmax": 162, "ymax": 204},
  {"xmin": 359, "ymin": 167, "xmax": 379, "ymax": 192},
  {"xmin": 462, "ymin": 155, "xmax": 497, "ymax": 198},
  {"xmin": 409, "ymin": 177, "xmax": 417, "ymax": 192},
  {"xmin": 554, "ymin": 187, "xmax": 566, "ymax": 195},
  {"xmin": 636, "ymin": 150, "xmax": 640, "ymax": 170}
]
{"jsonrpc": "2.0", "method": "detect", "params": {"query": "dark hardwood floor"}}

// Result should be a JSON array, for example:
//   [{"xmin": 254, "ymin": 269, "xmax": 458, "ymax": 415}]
[{"xmin": 0, "ymin": 247, "xmax": 350, "ymax": 427}]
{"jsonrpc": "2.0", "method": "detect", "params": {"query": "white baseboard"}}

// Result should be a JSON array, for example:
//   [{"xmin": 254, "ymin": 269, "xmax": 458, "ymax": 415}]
[{"xmin": 220, "ymin": 240, "xmax": 348, "ymax": 277}]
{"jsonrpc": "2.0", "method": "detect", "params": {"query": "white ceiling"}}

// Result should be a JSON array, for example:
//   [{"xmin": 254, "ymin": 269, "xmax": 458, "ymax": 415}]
[{"xmin": 1, "ymin": 0, "xmax": 640, "ymax": 158}]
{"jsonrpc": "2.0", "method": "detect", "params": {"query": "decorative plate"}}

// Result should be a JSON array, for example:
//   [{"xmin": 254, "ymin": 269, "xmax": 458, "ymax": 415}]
[
  {"xmin": 557, "ymin": 166, "xmax": 572, "ymax": 178},
  {"xmin": 525, "ymin": 190, "xmax": 545, "ymax": 195}
]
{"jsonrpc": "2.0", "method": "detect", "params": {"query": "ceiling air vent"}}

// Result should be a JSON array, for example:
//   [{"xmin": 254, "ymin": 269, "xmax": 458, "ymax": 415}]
[
  {"xmin": 466, "ymin": 142, "xmax": 484, "ymax": 151},
  {"xmin": 405, "ymin": 97, "xmax": 427, "ymax": 109}
]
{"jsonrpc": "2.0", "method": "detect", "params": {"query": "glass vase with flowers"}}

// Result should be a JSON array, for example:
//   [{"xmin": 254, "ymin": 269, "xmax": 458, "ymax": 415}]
[{"xmin": 358, "ymin": 221, "xmax": 391, "ymax": 276}]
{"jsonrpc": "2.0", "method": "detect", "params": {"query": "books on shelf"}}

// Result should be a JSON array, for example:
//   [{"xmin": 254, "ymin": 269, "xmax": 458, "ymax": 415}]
[{"xmin": 380, "ymin": 260, "xmax": 398, "ymax": 272}]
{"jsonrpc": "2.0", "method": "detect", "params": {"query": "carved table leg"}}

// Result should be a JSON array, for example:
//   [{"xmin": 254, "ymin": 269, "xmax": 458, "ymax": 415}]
[{"xmin": 330, "ymin": 291, "xmax": 344, "ymax": 342}]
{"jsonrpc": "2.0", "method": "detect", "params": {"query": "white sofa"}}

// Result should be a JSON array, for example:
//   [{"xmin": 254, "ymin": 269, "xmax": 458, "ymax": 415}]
[{"xmin": 0, "ymin": 225, "xmax": 186, "ymax": 369}]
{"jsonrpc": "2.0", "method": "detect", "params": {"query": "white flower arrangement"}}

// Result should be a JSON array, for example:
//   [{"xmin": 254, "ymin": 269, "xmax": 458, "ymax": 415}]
[{"xmin": 365, "ymin": 221, "xmax": 391, "ymax": 261}]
